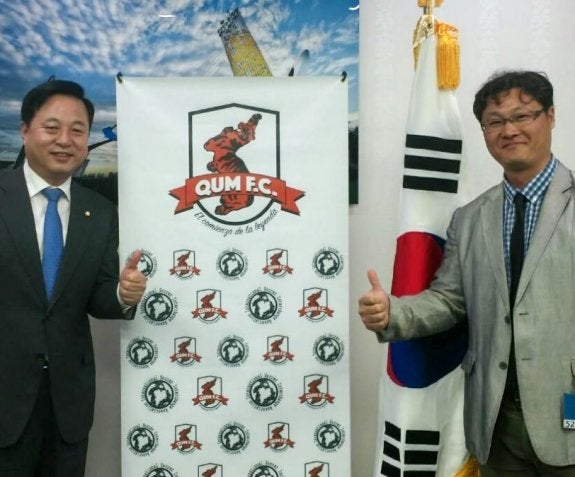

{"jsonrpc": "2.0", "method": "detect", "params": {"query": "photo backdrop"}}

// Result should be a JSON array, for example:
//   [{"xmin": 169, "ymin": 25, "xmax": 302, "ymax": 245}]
[{"xmin": 118, "ymin": 76, "xmax": 350, "ymax": 477}]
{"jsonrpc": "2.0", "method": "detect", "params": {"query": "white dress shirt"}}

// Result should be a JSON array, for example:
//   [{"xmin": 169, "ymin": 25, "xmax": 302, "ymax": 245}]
[{"xmin": 23, "ymin": 160, "xmax": 71, "ymax": 259}]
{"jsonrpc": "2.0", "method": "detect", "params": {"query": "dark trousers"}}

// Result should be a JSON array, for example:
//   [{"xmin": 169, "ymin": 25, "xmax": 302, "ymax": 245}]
[
  {"xmin": 479, "ymin": 398, "xmax": 575, "ymax": 476},
  {"xmin": 0, "ymin": 370, "xmax": 88, "ymax": 477}
]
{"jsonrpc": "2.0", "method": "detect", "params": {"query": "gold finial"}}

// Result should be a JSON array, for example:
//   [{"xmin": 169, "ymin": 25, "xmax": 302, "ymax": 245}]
[{"xmin": 413, "ymin": 0, "xmax": 460, "ymax": 90}]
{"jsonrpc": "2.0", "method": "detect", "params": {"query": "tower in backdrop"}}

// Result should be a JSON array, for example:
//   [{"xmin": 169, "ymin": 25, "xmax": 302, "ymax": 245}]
[{"xmin": 218, "ymin": 9, "xmax": 272, "ymax": 77}]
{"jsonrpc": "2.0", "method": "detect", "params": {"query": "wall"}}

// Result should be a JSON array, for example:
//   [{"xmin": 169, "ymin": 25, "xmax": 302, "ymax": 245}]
[{"xmin": 87, "ymin": 0, "xmax": 575, "ymax": 475}]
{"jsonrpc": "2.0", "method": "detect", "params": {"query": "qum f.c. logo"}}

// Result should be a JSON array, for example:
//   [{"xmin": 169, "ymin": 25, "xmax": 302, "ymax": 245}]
[{"xmin": 169, "ymin": 104, "xmax": 305, "ymax": 228}]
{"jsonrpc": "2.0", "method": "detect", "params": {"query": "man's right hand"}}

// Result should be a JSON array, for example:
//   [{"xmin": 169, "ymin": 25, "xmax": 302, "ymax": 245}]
[{"xmin": 358, "ymin": 269, "xmax": 390, "ymax": 333}]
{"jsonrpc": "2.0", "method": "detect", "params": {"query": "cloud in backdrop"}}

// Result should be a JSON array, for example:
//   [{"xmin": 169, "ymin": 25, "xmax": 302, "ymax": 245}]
[{"xmin": 0, "ymin": 0, "xmax": 358, "ymax": 162}]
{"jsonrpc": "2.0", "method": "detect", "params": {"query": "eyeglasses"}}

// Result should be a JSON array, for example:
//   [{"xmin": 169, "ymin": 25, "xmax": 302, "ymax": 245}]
[{"xmin": 481, "ymin": 109, "xmax": 546, "ymax": 133}]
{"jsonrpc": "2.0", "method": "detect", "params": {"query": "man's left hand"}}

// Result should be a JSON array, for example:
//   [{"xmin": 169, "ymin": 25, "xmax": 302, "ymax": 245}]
[{"xmin": 119, "ymin": 250, "xmax": 147, "ymax": 306}]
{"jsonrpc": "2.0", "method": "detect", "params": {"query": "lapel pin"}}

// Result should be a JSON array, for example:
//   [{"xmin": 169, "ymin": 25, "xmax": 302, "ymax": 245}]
[{"xmin": 85, "ymin": 211, "xmax": 91, "ymax": 217}]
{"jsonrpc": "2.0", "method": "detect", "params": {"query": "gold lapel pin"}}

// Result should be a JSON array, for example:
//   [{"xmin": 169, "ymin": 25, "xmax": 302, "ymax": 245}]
[{"xmin": 85, "ymin": 211, "xmax": 91, "ymax": 217}]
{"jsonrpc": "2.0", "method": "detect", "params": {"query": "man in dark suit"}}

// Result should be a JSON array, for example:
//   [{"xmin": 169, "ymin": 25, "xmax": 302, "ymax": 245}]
[
  {"xmin": 359, "ymin": 71, "xmax": 575, "ymax": 475},
  {"xmin": 0, "ymin": 80, "xmax": 146, "ymax": 476}
]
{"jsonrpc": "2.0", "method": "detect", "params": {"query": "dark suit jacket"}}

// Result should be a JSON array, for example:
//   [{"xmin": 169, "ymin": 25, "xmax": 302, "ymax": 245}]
[
  {"xmin": 380, "ymin": 160, "xmax": 575, "ymax": 465},
  {"xmin": 0, "ymin": 166, "xmax": 127, "ymax": 446}
]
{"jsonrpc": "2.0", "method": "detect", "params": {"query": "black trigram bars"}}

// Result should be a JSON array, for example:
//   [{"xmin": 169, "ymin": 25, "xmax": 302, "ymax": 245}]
[
  {"xmin": 403, "ymin": 134, "xmax": 463, "ymax": 194},
  {"xmin": 380, "ymin": 421, "xmax": 440, "ymax": 477}
]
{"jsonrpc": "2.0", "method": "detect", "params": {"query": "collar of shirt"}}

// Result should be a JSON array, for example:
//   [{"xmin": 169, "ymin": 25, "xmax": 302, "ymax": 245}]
[
  {"xmin": 503, "ymin": 155, "xmax": 557, "ymax": 205},
  {"xmin": 23, "ymin": 160, "xmax": 72, "ymax": 253},
  {"xmin": 23, "ymin": 160, "xmax": 72, "ymax": 200}
]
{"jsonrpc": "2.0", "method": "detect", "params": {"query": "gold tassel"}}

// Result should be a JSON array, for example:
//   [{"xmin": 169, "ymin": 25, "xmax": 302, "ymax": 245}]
[
  {"xmin": 418, "ymin": 0, "xmax": 443, "ymax": 7},
  {"xmin": 435, "ymin": 20, "xmax": 460, "ymax": 90},
  {"xmin": 453, "ymin": 455, "xmax": 480, "ymax": 477}
]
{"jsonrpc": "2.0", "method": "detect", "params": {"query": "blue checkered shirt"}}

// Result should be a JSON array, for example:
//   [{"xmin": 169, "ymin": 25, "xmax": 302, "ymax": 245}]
[{"xmin": 503, "ymin": 155, "xmax": 557, "ymax": 285}]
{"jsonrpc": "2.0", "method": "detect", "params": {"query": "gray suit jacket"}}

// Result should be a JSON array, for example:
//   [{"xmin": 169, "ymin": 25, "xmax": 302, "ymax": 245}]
[
  {"xmin": 0, "ymin": 166, "xmax": 128, "ymax": 446},
  {"xmin": 380, "ymin": 160, "xmax": 575, "ymax": 465}
]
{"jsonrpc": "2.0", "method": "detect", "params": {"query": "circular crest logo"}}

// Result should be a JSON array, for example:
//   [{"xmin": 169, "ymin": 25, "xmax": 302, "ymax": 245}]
[
  {"xmin": 245, "ymin": 288, "xmax": 282, "ymax": 324},
  {"xmin": 217, "ymin": 335, "xmax": 249, "ymax": 367},
  {"xmin": 246, "ymin": 374, "xmax": 283, "ymax": 411},
  {"xmin": 141, "ymin": 376, "xmax": 178, "ymax": 413},
  {"xmin": 126, "ymin": 336, "xmax": 158, "ymax": 368},
  {"xmin": 248, "ymin": 461, "xmax": 284, "ymax": 477},
  {"xmin": 313, "ymin": 335, "xmax": 344, "ymax": 366},
  {"xmin": 314, "ymin": 421, "xmax": 345, "ymax": 452},
  {"xmin": 127, "ymin": 424, "xmax": 158, "ymax": 456},
  {"xmin": 141, "ymin": 289, "xmax": 178, "ymax": 326},
  {"xmin": 217, "ymin": 249, "xmax": 248, "ymax": 279},
  {"xmin": 134, "ymin": 249, "xmax": 157, "ymax": 279},
  {"xmin": 218, "ymin": 422, "xmax": 250, "ymax": 454},
  {"xmin": 144, "ymin": 463, "xmax": 178, "ymax": 477},
  {"xmin": 312, "ymin": 248, "xmax": 344, "ymax": 279}
]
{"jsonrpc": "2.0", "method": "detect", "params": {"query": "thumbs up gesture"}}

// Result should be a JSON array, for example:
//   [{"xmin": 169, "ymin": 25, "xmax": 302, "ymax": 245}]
[
  {"xmin": 119, "ymin": 250, "xmax": 147, "ymax": 306},
  {"xmin": 358, "ymin": 269, "xmax": 390, "ymax": 332}
]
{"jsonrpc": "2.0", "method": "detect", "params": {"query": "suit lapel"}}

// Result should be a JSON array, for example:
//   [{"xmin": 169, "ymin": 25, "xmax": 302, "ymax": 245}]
[
  {"xmin": 480, "ymin": 186, "xmax": 511, "ymax": 311},
  {"xmin": 0, "ymin": 168, "xmax": 46, "ymax": 304},
  {"xmin": 515, "ymin": 163, "xmax": 573, "ymax": 304}
]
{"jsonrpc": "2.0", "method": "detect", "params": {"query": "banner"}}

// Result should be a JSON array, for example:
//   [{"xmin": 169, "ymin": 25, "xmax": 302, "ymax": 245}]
[
  {"xmin": 118, "ymin": 77, "xmax": 349, "ymax": 477},
  {"xmin": 376, "ymin": 33, "xmax": 473, "ymax": 476}
]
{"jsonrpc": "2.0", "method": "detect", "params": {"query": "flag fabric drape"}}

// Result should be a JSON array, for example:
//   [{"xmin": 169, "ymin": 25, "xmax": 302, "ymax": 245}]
[{"xmin": 375, "ymin": 32, "xmax": 476, "ymax": 476}]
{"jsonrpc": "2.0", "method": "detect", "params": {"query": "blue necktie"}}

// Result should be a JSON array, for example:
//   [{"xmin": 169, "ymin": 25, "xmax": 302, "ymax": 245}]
[{"xmin": 42, "ymin": 188, "xmax": 64, "ymax": 299}]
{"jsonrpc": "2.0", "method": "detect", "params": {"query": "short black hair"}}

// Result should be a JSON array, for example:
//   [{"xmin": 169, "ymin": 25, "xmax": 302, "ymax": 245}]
[
  {"xmin": 473, "ymin": 70, "xmax": 553, "ymax": 122},
  {"xmin": 20, "ymin": 79, "xmax": 95, "ymax": 127}
]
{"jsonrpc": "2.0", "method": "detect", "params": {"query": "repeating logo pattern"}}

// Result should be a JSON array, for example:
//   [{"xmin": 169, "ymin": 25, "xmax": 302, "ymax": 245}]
[
  {"xmin": 246, "ymin": 374, "xmax": 283, "ymax": 411},
  {"xmin": 141, "ymin": 376, "xmax": 179, "ymax": 413},
  {"xmin": 136, "ymin": 249, "xmax": 158, "ymax": 279},
  {"xmin": 192, "ymin": 289, "xmax": 228, "ymax": 323},
  {"xmin": 263, "ymin": 422, "xmax": 295, "ymax": 452},
  {"xmin": 263, "ymin": 335, "xmax": 294, "ymax": 364},
  {"xmin": 123, "ymin": 88, "xmax": 349, "ymax": 474},
  {"xmin": 141, "ymin": 289, "xmax": 178, "ymax": 326},
  {"xmin": 313, "ymin": 335, "xmax": 344, "ymax": 366},
  {"xmin": 298, "ymin": 288, "xmax": 334, "ymax": 322},
  {"xmin": 170, "ymin": 424, "xmax": 202, "ymax": 453},
  {"xmin": 247, "ymin": 461, "xmax": 284, "ymax": 477},
  {"xmin": 217, "ymin": 249, "xmax": 248, "ymax": 279},
  {"xmin": 198, "ymin": 464, "xmax": 223, "ymax": 477},
  {"xmin": 127, "ymin": 424, "xmax": 158, "ymax": 456},
  {"xmin": 169, "ymin": 249, "xmax": 201, "ymax": 278},
  {"xmin": 218, "ymin": 422, "xmax": 250, "ymax": 454},
  {"xmin": 299, "ymin": 375, "xmax": 335, "ymax": 408},
  {"xmin": 245, "ymin": 288, "xmax": 282, "ymax": 324},
  {"xmin": 262, "ymin": 248, "xmax": 293, "ymax": 277},
  {"xmin": 126, "ymin": 337, "xmax": 158, "ymax": 368},
  {"xmin": 217, "ymin": 335, "xmax": 249, "ymax": 367},
  {"xmin": 314, "ymin": 421, "xmax": 345, "ymax": 452},
  {"xmin": 305, "ymin": 462, "xmax": 330, "ymax": 477},
  {"xmin": 144, "ymin": 464, "xmax": 178, "ymax": 477},
  {"xmin": 170, "ymin": 337, "xmax": 201, "ymax": 366},
  {"xmin": 193, "ymin": 376, "xmax": 229, "ymax": 410},
  {"xmin": 312, "ymin": 248, "xmax": 344, "ymax": 279}
]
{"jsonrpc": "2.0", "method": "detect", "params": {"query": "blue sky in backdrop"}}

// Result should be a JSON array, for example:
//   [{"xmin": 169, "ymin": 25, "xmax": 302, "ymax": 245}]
[{"xmin": 0, "ymin": 0, "xmax": 359, "ymax": 164}]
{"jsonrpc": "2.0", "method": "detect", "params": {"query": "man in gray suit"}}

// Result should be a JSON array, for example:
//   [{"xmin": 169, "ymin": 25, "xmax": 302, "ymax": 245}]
[
  {"xmin": 358, "ymin": 70, "xmax": 575, "ymax": 475},
  {"xmin": 0, "ymin": 80, "xmax": 147, "ymax": 476}
]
